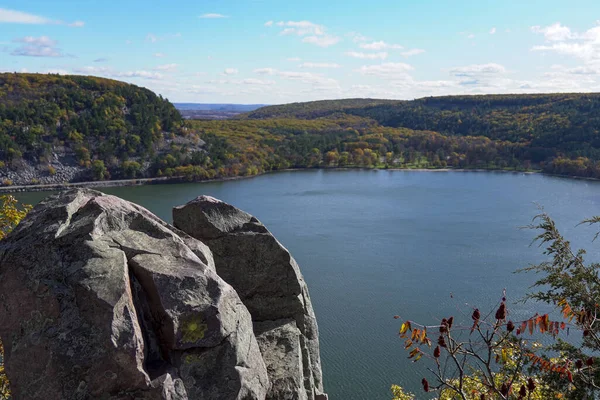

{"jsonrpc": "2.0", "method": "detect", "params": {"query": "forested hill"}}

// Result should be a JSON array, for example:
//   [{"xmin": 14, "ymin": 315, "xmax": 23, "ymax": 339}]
[
  {"xmin": 0, "ymin": 73, "xmax": 182, "ymax": 161},
  {"xmin": 242, "ymin": 98, "xmax": 400, "ymax": 119},
  {"xmin": 0, "ymin": 73, "xmax": 192, "ymax": 183},
  {"xmin": 238, "ymin": 93, "xmax": 600, "ymax": 177},
  {"xmin": 244, "ymin": 94, "xmax": 600, "ymax": 156},
  {"xmin": 3, "ymin": 74, "xmax": 600, "ymax": 186}
]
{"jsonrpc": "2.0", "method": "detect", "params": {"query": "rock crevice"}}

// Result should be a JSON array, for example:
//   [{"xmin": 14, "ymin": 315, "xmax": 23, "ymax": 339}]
[{"xmin": 173, "ymin": 196, "xmax": 326, "ymax": 400}]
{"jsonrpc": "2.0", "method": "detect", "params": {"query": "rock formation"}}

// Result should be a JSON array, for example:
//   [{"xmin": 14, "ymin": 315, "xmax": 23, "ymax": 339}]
[
  {"xmin": 0, "ymin": 189, "xmax": 326, "ymax": 400},
  {"xmin": 173, "ymin": 196, "xmax": 326, "ymax": 400}
]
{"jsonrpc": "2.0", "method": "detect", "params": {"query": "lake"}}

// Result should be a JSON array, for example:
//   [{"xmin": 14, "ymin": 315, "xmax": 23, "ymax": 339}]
[{"xmin": 14, "ymin": 170, "xmax": 600, "ymax": 399}]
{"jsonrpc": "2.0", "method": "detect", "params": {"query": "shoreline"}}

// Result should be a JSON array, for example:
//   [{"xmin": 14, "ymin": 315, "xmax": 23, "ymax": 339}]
[{"xmin": 0, "ymin": 167, "xmax": 596, "ymax": 193}]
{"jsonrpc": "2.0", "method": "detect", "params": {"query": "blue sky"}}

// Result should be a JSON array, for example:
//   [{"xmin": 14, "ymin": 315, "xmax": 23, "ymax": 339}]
[{"xmin": 2, "ymin": 0, "xmax": 600, "ymax": 104}]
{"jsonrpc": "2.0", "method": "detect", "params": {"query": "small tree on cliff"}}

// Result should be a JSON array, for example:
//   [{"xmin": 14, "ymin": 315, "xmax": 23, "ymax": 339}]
[
  {"xmin": 393, "ymin": 211, "xmax": 600, "ymax": 399},
  {"xmin": 0, "ymin": 195, "xmax": 32, "ymax": 399}
]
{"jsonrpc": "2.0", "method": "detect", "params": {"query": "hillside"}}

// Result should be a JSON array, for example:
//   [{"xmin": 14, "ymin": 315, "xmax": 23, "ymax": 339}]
[
  {"xmin": 0, "ymin": 73, "xmax": 187, "ymax": 184},
  {"xmin": 244, "ymin": 94, "xmax": 600, "ymax": 159},
  {"xmin": 239, "ymin": 94, "xmax": 600, "ymax": 178},
  {"xmin": 242, "ymin": 98, "xmax": 400, "ymax": 119},
  {"xmin": 2, "ymin": 74, "xmax": 600, "ymax": 187}
]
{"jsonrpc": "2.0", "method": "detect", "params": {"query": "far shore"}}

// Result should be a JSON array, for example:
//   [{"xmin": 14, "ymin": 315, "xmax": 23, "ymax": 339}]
[{"xmin": 0, "ymin": 167, "xmax": 595, "ymax": 194}]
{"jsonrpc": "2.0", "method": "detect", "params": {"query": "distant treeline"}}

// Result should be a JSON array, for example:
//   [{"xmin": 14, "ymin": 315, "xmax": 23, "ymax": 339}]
[
  {"xmin": 3, "ymin": 73, "xmax": 600, "ymax": 183},
  {"xmin": 239, "ymin": 94, "xmax": 600, "ymax": 179}
]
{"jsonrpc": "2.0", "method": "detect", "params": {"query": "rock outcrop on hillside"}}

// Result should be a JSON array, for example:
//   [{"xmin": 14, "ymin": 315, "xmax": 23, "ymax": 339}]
[
  {"xmin": 0, "ymin": 189, "xmax": 326, "ymax": 399},
  {"xmin": 173, "ymin": 196, "xmax": 326, "ymax": 400}
]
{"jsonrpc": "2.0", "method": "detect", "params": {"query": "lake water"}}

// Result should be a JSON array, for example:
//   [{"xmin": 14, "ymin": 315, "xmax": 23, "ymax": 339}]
[{"xmin": 14, "ymin": 170, "xmax": 600, "ymax": 399}]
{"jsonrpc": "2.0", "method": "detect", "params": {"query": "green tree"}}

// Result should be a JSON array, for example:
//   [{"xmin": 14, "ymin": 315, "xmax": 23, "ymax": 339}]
[
  {"xmin": 91, "ymin": 160, "xmax": 108, "ymax": 181},
  {"xmin": 121, "ymin": 160, "xmax": 142, "ymax": 178}
]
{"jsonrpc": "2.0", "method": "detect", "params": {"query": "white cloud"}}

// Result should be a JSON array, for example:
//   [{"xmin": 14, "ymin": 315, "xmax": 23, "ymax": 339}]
[
  {"xmin": 356, "ymin": 63, "xmax": 414, "ymax": 79},
  {"xmin": 72, "ymin": 66, "xmax": 167, "ymax": 81},
  {"xmin": 254, "ymin": 68, "xmax": 277, "ymax": 75},
  {"xmin": 287, "ymin": 57, "xmax": 301, "ymax": 62},
  {"xmin": 489, "ymin": 27, "xmax": 497, "ymax": 35},
  {"xmin": 93, "ymin": 57, "xmax": 108, "ymax": 63},
  {"xmin": 345, "ymin": 51, "xmax": 388, "ymax": 60},
  {"xmin": 277, "ymin": 20, "xmax": 325, "ymax": 36},
  {"xmin": 532, "ymin": 42, "xmax": 594, "ymax": 59},
  {"xmin": 359, "ymin": 41, "xmax": 403, "ymax": 50},
  {"xmin": 11, "ymin": 36, "xmax": 63, "ymax": 57},
  {"xmin": 0, "ymin": 8, "xmax": 85, "ymax": 28},
  {"xmin": 264, "ymin": 21, "xmax": 274, "ymax": 27},
  {"xmin": 14, "ymin": 36, "xmax": 57, "ymax": 46},
  {"xmin": 346, "ymin": 32, "xmax": 369, "ymax": 43},
  {"xmin": 531, "ymin": 23, "xmax": 573, "ymax": 41},
  {"xmin": 543, "ymin": 64, "xmax": 600, "ymax": 77},
  {"xmin": 300, "ymin": 62, "xmax": 341, "ymax": 68},
  {"xmin": 241, "ymin": 78, "xmax": 276, "ymax": 85},
  {"xmin": 223, "ymin": 68, "xmax": 239, "ymax": 75},
  {"xmin": 154, "ymin": 63, "xmax": 178, "ymax": 72},
  {"xmin": 449, "ymin": 63, "xmax": 506, "ymax": 77},
  {"xmin": 73, "ymin": 66, "xmax": 111, "ymax": 74},
  {"xmin": 146, "ymin": 34, "xmax": 158, "ymax": 43},
  {"xmin": 0, "ymin": 8, "xmax": 51, "ymax": 24},
  {"xmin": 114, "ymin": 70, "xmax": 164, "ymax": 80},
  {"xmin": 274, "ymin": 20, "xmax": 341, "ymax": 47},
  {"xmin": 277, "ymin": 71, "xmax": 339, "ymax": 87},
  {"xmin": 44, "ymin": 69, "xmax": 69, "ymax": 75},
  {"xmin": 401, "ymin": 49, "xmax": 425, "ymax": 57},
  {"xmin": 467, "ymin": 34, "xmax": 475, "ymax": 39},
  {"xmin": 207, "ymin": 78, "xmax": 276, "ymax": 86},
  {"xmin": 302, "ymin": 35, "xmax": 340, "ymax": 47},
  {"xmin": 154, "ymin": 52, "xmax": 166, "ymax": 58},
  {"xmin": 530, "ymin": 23, "xmax": 600, "ymax": 63},
  {"xmin": 0, "ymin": 68, "xmax": 29, "ymax": 73},
  {"xmin": 0, "ymin": 8, "xmax": 84, "ymax": 27},
  {"xmin": 200, "ymin": 13, "xmax": 228, "ymax": 19},
  {"xmin": 278, "ymin": 71, "xmax": 313, "ymax": 79}
]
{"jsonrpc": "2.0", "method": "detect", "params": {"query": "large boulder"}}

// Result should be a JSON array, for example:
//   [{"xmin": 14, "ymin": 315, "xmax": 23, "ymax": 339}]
[
  {"xmin": 0, "ymin": 189, "xmax": 269, "ymax": 400},
  {"xmin": 173, "ymin": 196, "xmax": 326, "ymax": 400}
]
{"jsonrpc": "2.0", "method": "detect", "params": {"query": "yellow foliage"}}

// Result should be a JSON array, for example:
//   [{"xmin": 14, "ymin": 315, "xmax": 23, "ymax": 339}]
[
  {"xmin": 0, "ymin": 195, "xmax": 31, "ymax": 399},
  {"xmin": 0, "ymin": 195, "xmax": 31, "ymax": 240},
  {"xmin": 392, "ymin": 346, "xmax": 565, "ymax": 400},
  {"xmin": 391, "ymin": 385, "xmax": 415, "ymax": 400},
  {"xmin": 0, "ymin": 339, "xmax": 9, "ymax": 400}
]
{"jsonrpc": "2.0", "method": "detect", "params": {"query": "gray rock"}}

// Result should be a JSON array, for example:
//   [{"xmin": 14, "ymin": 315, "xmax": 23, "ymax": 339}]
[
  {"xmin": 173, "ymin": 196, "xmax": 326, "ymax": 400},
  {"xmin": 0, "ymin": 189, "xmax": 269, "ymax": 400}
]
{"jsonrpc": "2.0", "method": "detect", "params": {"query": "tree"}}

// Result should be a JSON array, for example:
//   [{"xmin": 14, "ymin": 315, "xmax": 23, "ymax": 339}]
[
  {"xmin": 91, "ymin": 160, "xmax": 108, "ymax": 181},
  {"xmin": 0, "ymin": 195, "xmax": 31, "ymax": 399},
  {"xmin": 392, "ymin": 211, "xmax": 600, "ymax": 399},
  {"xmin": 121, "ymin": 160, "xmax": 142, "ymax": 178}
]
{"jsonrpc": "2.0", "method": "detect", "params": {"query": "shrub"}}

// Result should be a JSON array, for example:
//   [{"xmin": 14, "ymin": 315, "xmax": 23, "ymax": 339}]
[
  {"xmin": 393, "ymin": 211, "xmax": 600, "ymax": 399},
  {"xmin": 0, "ymin": 195, "xmax": 31, "ymax": 399}
]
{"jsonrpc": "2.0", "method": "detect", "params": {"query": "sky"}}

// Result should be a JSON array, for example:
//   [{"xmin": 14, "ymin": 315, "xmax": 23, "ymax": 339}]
[{"xmin": 2, "ymin": 0, "xmax": 600, "ymax": 104}]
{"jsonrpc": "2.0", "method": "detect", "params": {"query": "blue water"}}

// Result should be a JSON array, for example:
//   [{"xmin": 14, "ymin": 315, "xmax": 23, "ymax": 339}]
[{"xmin": 15, "ymin": 170, "xmax": 600, "ymax": 399}]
